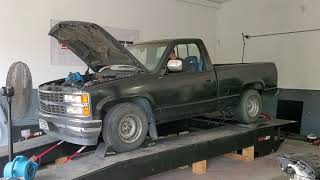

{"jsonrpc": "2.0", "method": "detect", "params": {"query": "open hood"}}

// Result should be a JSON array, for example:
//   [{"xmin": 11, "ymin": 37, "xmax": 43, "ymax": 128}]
[{"xmin": 49, "ymin": 21, "xmax": 147, "ymax": 72}]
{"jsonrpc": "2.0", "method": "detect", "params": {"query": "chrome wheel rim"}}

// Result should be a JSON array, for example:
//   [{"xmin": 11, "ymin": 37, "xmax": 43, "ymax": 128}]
[
  {"xmin": 118, "ymin": 115, "xmax": 142, "ymax": 143},
  {"xmin": 246, "ymin": 95, "xmax": 260, "ymax": 117}
]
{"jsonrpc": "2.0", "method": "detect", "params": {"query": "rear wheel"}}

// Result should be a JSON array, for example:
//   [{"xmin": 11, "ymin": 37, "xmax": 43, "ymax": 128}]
[
  {"xmin": 235, "ymin": 89, "xmax": 262, "ymax": 124},
  {"xmin": 102, "ymin": 103, "xmax": 148, "ymax": 152}
]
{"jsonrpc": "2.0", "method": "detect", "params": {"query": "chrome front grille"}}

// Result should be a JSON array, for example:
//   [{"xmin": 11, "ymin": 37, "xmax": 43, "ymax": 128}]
[
  {"xmin": 39, "ymin": 90, "xmax": 66, "ymax": 115},
  {"xmin": 38, "ymin": 89, "xmax": 91, "ymax": 117},
  {"xmin": 39, "ymin": 91, "xmax": 64, "ymax": 103},
  {"xmin": 40, "ymin": 101, "xmax": 66, "ymax": 114}
]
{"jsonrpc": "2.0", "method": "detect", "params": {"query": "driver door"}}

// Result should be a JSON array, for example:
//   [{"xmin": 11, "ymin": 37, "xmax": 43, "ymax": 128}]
[{"xmin": 152, "ymin": 42, "xmax": 218, "ymax": 123}]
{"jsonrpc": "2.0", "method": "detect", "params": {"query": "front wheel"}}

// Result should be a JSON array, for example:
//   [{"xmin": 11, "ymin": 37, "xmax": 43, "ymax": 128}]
[
  {"xmin": 102, "ymin": 103, "xmax": 149, "ymax": 152},
  {"xmin": 235, "ymin": 89, "xmax": 262, "ymax": 124}
]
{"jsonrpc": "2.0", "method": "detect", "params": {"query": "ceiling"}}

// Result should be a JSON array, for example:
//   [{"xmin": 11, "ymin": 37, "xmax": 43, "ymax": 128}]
[
  {"xmin": 207, "ymin": 0, "xmax": 231, "ymax": 3},
  {"xmin": 178, "ymin": 0, "xmax": 231, "ymax": 9}
]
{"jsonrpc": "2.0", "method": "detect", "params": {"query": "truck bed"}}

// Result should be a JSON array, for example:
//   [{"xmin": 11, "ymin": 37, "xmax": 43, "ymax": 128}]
[{"xmin": 213, "ymin": 62, "xmax": 278, "ymax": 99}]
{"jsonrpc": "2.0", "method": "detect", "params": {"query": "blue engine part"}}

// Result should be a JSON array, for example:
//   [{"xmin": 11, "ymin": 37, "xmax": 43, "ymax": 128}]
[
  {"xmin": 65, "ymin": 72, "xmax": 84, "ymax": 83},
  {"xmin": 3, "ymin": 156, "xmax": 39, "ymax": 180}
]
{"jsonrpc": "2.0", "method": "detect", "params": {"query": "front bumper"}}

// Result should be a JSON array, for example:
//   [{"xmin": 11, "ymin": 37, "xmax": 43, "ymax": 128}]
[{"xmin": 39, "ymin": 113, "xmax": 102, "ymax": 145}]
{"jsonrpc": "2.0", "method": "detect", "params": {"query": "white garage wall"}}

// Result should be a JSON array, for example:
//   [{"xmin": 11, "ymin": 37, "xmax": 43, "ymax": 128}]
[
  {"xmin": 216, "ymin": 0, "xmax": 320, "ymax": 90},
  {"xmin": 0, "ymin": 0, "xmax": 217, "ymax": 87}
]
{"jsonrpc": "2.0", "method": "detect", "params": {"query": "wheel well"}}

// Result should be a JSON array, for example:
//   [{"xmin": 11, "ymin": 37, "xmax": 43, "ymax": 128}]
[
  {"xmin": 242, "ymin": 82, "xmax": 264, "ymax": 94},
  {"xmin": 100, "ymin": 97, "xmax": 153, "ymax": 119}
]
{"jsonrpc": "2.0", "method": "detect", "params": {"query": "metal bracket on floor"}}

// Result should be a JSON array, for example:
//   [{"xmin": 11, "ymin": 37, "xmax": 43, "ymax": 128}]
[{"xmin": 92, "ymin": 142, "xmax": 115, "ymax": 158}]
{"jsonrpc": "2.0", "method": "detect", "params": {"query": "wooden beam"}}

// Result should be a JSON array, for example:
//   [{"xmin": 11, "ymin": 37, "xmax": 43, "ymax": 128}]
[
  {"xmin": 242, "ymin": 146, "xmax": 254, "ymax": 161},
  {"xmin": 192, "ymin": 160, "xmax": 207, "ymax": 175},
  {"xmin": 55, "ymin": 156, "xmax": 68, "ymax": 165},
  {"xmin": 225, "ymin": 146, "xmax": 255, "ymax": 162}
]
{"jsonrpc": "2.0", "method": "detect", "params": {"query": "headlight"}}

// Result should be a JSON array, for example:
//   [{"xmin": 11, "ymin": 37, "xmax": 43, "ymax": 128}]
[
  {"xmin": 64, "ymin": 94, "xmax": 89, "ymax": 104},
  {"xmin": 66, "ymin": 106, "xmax": 90, "ymax": 116},
  {"xmin": 64, "ymin": 93, "xmax": 90, "ymax": 116},
  {"xmin": 64, "ymin": 95, "xmax": 81, "ymax": 103},
  {"xmin": 66, "ymin": 106, "xmax": 83, "ymax": 114}
]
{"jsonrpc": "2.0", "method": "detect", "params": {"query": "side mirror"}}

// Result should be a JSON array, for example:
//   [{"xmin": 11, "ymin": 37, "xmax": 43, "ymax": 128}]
[{"xmin": 167, "ymin": 60, "xmax": 182, "ymax": 72}]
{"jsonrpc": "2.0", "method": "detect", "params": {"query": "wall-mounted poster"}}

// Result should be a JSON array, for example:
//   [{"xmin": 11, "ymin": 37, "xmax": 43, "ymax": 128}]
[{"xmin": 50, "ymin": 19, "xmax": 140, "ymax": 66}]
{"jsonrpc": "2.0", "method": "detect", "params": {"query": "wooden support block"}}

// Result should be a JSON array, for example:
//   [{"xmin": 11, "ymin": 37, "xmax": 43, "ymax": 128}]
[
  {"xmin": 225, "ymin": 153, "xmax": 249, "ymax": 161},
  {"xmin": 55, "ymin": 156, "xmax": 68, "ymax": 165},
  {"xmin": 225, "ymin": 146, "xmax": 254, "ymax": 162},
  {"xmin": 192, "ymin": 160, "xmax": 207, "ymax": 175},
  {"xmin": 242, "ymin": 146, "xmax": 254, "ymax": 161}
]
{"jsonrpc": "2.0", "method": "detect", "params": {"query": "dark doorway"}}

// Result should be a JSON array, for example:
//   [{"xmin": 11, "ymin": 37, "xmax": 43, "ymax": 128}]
[{"xmin": 276, "ymin": 100, "xmax": 303, "ymax": 134}]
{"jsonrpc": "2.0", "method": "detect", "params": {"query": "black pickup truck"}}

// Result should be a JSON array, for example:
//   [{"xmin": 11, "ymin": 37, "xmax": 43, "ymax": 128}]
[{"xmin": 38, "ymin": 21, "xmax": 278, "ymax": 152}]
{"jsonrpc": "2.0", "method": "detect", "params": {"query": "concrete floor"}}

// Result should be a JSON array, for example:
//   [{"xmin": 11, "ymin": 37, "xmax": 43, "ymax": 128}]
[{"xmin": 144, "ymin": 139, "xmax": 319, "ymax": 180}]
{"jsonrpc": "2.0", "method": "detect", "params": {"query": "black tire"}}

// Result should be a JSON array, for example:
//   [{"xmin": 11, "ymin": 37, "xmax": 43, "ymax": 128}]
[
  {"xmin": 235, "ymin": 89, "xmax": 262, "ymax": 124},
  {"xmin": 102, "ymin": 103, "xmax": 148, "ymax": 152}
]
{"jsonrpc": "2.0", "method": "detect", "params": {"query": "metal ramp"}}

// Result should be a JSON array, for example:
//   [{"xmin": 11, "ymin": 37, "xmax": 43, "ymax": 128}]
[{"xmin": 0, "ymin": 118, "xmax": 295, "ymax": 180}]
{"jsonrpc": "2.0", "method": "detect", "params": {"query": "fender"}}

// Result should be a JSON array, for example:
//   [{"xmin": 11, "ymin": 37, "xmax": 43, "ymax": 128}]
[
  {"xmin": 96, "ymin": 93, "xmax": 156, "ymax": 113},
  {"xmin": 95, "ymin": 96, "xmax": 114, "ymax": 115},
  {"xmin": 242, "ymin": 79, "xmax": 265, "ymax": 91}
]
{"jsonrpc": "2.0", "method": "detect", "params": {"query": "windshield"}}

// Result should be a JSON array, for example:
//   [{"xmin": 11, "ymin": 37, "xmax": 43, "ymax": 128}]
[{"xmin": 127, "ymin": 43, "xmax": 168, "ymax": 71}]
